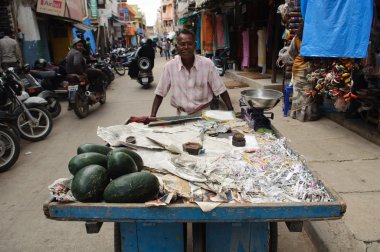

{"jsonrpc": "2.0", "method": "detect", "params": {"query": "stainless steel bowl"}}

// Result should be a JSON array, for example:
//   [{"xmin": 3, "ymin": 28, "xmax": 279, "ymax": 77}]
[{"xmin": 241, "ymin": 89, "xmax": 283, "ymax": 110}]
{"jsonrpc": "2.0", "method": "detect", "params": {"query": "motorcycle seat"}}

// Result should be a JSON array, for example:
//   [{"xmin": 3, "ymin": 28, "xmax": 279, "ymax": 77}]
[
  {"xmin": 30, "ymin": 70, "xmax": 56, "ymax": 79},
  {"xmin": 65, "ymin": 74, "xmax": 81, "ymax": 83}
]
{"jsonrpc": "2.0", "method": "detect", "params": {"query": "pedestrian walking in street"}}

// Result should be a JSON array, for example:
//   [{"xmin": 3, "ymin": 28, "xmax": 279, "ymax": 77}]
[
  {"xmin": 150, "ymin": 28, "xmax": 234, "ymax": 117},
  {"xmin": 0, "ymin": 32, "xmax": 21, "ymax": 72},
  {"xmin": 164, "ymin": 39, "xmax": 171, "ymax": 60}
]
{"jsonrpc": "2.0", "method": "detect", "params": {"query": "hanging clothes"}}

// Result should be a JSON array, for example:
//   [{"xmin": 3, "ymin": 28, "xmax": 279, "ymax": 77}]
[
  {"xmin": 196, "ymin": 15, "xmax": 201, "ymax": 51},
  {"xmin": 201, "ymin": 12, "xmax": 214, "ymax": 53},
  {"xmin": 289, "ymin": 35, "xmax": 319, "ymax": 122},
  {"xmin": 241, "ymin": 29, "xmax": 250, "ymax": 68},
  {"xmin": 300, "ymin": 0, "xmax": 373, "ymax": 58},
  {"xmin": 257, "ymin": 28, "xmax": 267, "ymax": 73},
  {"xmin": 215, "ymin": 15, "xmax": 225, "ymax": 49}
]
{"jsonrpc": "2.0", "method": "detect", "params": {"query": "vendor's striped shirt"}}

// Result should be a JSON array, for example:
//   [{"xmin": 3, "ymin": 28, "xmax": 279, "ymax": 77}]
[{"xmin": 155, "ymin": 55, "xmax": 227, "ymax": 114}]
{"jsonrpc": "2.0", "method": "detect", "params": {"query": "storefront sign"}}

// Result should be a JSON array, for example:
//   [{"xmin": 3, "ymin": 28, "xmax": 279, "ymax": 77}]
[
  {"xmin": 37, "ymin": 0, "xmax": 66, "ymax": 16},
  {"xmin": 90, "ymin": 0, "xmax": 98, "ymax": 18}
]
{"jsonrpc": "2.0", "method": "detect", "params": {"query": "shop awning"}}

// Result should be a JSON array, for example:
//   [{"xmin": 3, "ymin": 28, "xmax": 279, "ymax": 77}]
[
  {"xmin": 300, "ymin": 0, "xmax": 373, "ymax": 58},
  {"xmin": 112, "ymin": 17, "xmax": 134, "ymax": 25},
  {"xmin": 73, "ymin": 23, "xmax": 96, "ymax": 31},
  {"xmin": 179, "ymin": 12, "xmax": 198, "ymax": 25}
]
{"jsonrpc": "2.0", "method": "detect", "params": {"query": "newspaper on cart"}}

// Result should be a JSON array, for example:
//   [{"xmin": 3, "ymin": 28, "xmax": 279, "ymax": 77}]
[{"xmin": 96, "ymin": 115, "xmax": 332, "ymax": 211}]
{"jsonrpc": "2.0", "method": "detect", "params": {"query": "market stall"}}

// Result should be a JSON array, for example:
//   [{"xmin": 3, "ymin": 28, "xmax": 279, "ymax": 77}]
[{"xmin": 44, "ymin": 107, "xmax": 346, "ymax": 251}]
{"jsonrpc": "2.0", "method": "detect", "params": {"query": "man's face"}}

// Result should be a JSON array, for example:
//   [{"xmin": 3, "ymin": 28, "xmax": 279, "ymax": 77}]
[
  {"xmin": 75, "ymin": 42, "xmax": 85, "ymax": 52},
  {"xmin": 177, "ymin": 33, "xmax": 195, "ymax": 60}
]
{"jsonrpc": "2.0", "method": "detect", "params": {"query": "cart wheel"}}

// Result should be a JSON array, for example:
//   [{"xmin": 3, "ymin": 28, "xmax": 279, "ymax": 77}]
[
  {"xmin": 114, "ymin": 223, "xmax": 121, "ymax": 252},
  {"xmin": 269, "ymin": 222, "xmax": 278, "ymax": 252}
]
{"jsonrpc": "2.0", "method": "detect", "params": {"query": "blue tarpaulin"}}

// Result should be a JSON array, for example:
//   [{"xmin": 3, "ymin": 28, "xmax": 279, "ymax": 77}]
[{"xmin": 300, "ymin": 0, "xmax": 373, "ymax": 58}]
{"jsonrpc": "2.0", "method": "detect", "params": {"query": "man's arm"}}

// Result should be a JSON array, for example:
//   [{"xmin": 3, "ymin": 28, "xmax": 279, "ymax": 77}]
[
  {"xmin": 150, "ymin": 94, "xmax": 163, "ymax": 117},
  {"xmin": 220, "ymin": 91, "xmax": 234, "ymax": 111}
]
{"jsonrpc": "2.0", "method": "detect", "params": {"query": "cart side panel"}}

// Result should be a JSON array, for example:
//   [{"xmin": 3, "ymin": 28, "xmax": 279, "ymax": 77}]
[
  {"xmin": 249, "ymin": 222, "xmax": 270, "ymax": 252},
  {"xmin": 206, "ymin": 222, "xmax": 251, "ymax": 252},
  {"xmin": 46, "ymin": 204, "xmax": 344, "ymax": 222},
  {"xmin": 205, "ymin": 222, "xmax": 270, "ymax": 252},
  {"xmin": 135, "ymin": 222, "xmax": 185, "ymax": 252},
  {"xmin": 119, "ymin": 222, "xmax": 138, "ymax": 251}
]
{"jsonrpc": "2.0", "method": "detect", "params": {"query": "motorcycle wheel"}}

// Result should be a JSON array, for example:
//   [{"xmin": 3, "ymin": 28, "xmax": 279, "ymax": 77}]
[
  {"xmin": 0, "ymin": 127, "xmax": 20, "ymax": 172},
  {"xmin": 114, "ymin": 62, "xmax": 126, "ymax": 76},
  {"xmin": 99, "ymin": 85, "xmax": 106, "ymax": 105},
  {"xmin": 103, "ymin": 74, "xmax": 111, "ymax": 88},
  {"xmin": 17, "ymin": 106, "xmax": 53, "ymax": 142},
  {"xmin": 45, "ymin": 96, "xmax": 61, "ymax": 118},
  {"xmin": 109, "ymin": 70, "xmax": 115, "ymax": 81},
  {"xmin": 73, "ymin": 92, "xmax": 89, "ymax": 119}
]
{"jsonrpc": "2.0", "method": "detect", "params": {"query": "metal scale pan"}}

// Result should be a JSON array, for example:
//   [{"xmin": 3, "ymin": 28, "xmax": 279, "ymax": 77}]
[{"xmin": 240, "ymin": 89, "xmax": 283, "ymax": 110}]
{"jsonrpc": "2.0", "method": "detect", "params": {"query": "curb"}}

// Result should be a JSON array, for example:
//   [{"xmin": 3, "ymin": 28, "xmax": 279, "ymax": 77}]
[{"xmin": 224, "ymin": 70, "xmax": 283, "ymax": 91}]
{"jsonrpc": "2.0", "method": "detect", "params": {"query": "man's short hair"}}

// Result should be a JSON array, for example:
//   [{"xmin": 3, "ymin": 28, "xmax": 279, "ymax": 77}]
[{"xmin": 177, "ymin": 28, "xmax": 195, "ymax": 41}]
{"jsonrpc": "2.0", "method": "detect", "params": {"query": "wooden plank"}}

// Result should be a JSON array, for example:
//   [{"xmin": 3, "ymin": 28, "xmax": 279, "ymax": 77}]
[
  {"xmin": 46, "ymin": 203, "xmax": 345, "ymax": 222},
  {"xmin": 135, "ymin": 222, "xmax": 185, "ymax": 252},
  {"xmin": 250, "ymin": 222, "xmax": 270, "ymax": 252},
  {"xmin": 206, "ymin": 222, "xmax": 251, "ymax": 252},
  {"xmin": 119, "ymin": 222, "xmax": 138, "ymax": 252}
]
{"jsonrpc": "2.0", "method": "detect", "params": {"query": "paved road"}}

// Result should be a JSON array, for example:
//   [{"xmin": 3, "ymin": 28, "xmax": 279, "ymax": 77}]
[{"xmin": 0, "ymin": 55, "xmax": 316, "ymax": 251}]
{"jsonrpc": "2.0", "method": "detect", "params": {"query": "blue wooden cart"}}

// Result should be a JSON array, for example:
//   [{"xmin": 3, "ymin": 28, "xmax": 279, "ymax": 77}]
[
  {"xmin": 44, "ymin": 190, "xmax": 345, "ymax": 251},
  {"xmin": 43, "ymin": 116, "xmax": 346, "ymax": 251}
]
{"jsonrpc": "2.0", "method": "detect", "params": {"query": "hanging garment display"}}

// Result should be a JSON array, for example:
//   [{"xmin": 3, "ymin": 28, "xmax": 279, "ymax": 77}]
[
  {"xmin": 257, "ymin": 28, "xmax": 267, "ymax": 73},
  {"xmin": 300, "ymin": 0, "xmax": 373, "ymax": 58},
  {"xmin": 241, "ymin": 29, "xmax": 250, "ymax": 68},
  {"xmin": 196, "ymin": 15, "xmax": 201, "ymax": 51},
  {"xmin": 215, "ymin": 15, "xmax": 225, "ymax": 49},
  {"xmin": 215, "ymin": 14, "xmax": 229, "ymax": 49},
  {"xmin": 201, "ymin": 12, "xmax": 214, "ymax": 52}
]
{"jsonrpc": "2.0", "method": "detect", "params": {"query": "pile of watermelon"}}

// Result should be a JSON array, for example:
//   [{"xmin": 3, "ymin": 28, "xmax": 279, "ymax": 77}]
[{"xmin": 68, "ymin": 144, "xmax": 159, "ymax": 203}]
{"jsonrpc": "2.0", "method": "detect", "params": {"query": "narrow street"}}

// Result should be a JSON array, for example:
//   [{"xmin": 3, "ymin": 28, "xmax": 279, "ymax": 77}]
[{"xmin": 0, "ymin": 55, "xmax": 316, "ymax": 252}]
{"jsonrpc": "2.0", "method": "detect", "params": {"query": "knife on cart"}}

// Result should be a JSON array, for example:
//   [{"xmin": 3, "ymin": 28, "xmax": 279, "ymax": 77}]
[{"xmin": 148, "ymin": 116, "xmax": 202, "ymax": 127}]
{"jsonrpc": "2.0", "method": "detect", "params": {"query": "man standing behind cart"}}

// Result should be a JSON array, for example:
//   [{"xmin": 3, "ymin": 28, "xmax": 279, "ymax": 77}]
[{"xmin": 150, "ymin": 28, "xmax": 234, "ymax": 117}]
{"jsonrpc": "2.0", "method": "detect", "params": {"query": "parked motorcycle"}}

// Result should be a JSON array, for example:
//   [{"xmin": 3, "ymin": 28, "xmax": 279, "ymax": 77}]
[
  {"xmin": 0, "ymin": 69, "xmax": 53, "ymax": 142},
  {"xmin": 213, "ymin": 48, "xmax": 230, "ymax": 76},
  {"xmin": 88, "ymin": 56, "xmax": 114, "ymax": 88},
  {"xmin": 20, "ymin": 64, "xmax": 62, "ymax": 118},
  {"xmin": 104, "ymin": 52, "xmax": 126, "ymax": 76},
  {"xmin": 30, "ymin": 59, "xmax": 70, "ymax": 96},
  {"xmin": 66, "ymin": 74, "xmax": 106, "ymax": 119},
  {"xmin": 0, "ymin": 122, "xmax": 20, "ymax": 172},
  {"xmin": 110, "ymin": 47, "xmax": 134, "ymax": 69}
]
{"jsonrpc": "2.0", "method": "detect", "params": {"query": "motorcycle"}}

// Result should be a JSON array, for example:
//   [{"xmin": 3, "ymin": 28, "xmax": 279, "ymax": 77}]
[
  {"xmin": 213, "ymin": 48, "xmax": 230, "ymax": 76},
  {"xmin": 0, "ymin": 122, "xmax": 20, "ymax": 172},
  {"xmin": 20, "ymin": 64, "xmax": 62, "ymax": 118},
  {"xmin": 0, "ymin": 69, "xmax": 53, "ymax": 142},
  {"xmin": 88, "ymin": 56, "xmax": 114, "ymax": 88},
  {"xmin": 110, "ymin": 47, "xmax": 135, "ymax": 69},
  {"xmin": 128, "ymin": 47, "xmax": 154, "ymax": 88},
  {"xmin": 136, "ymin": 57, "xmax": 154, "ymax": 88},
  {"xmin": 66, "ymin": 74, "xmax": 106, "ymax": 119},
  {"xmin": 29, "ymin": 62, "xmax": 70, "ymax": 96}
]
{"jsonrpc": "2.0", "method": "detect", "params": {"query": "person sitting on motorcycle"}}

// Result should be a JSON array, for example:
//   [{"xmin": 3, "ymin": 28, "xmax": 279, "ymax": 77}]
[
  {"xmin": 65, "ymin": 38, "xmax": 104, "ymax": 110},
  {"xmin": 137, "ymin": 38, "xmax": 155, "ymax": 69},
  {"xmin": 150, "ymin": 28, "xmax": 234, "ymax": 117}
]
